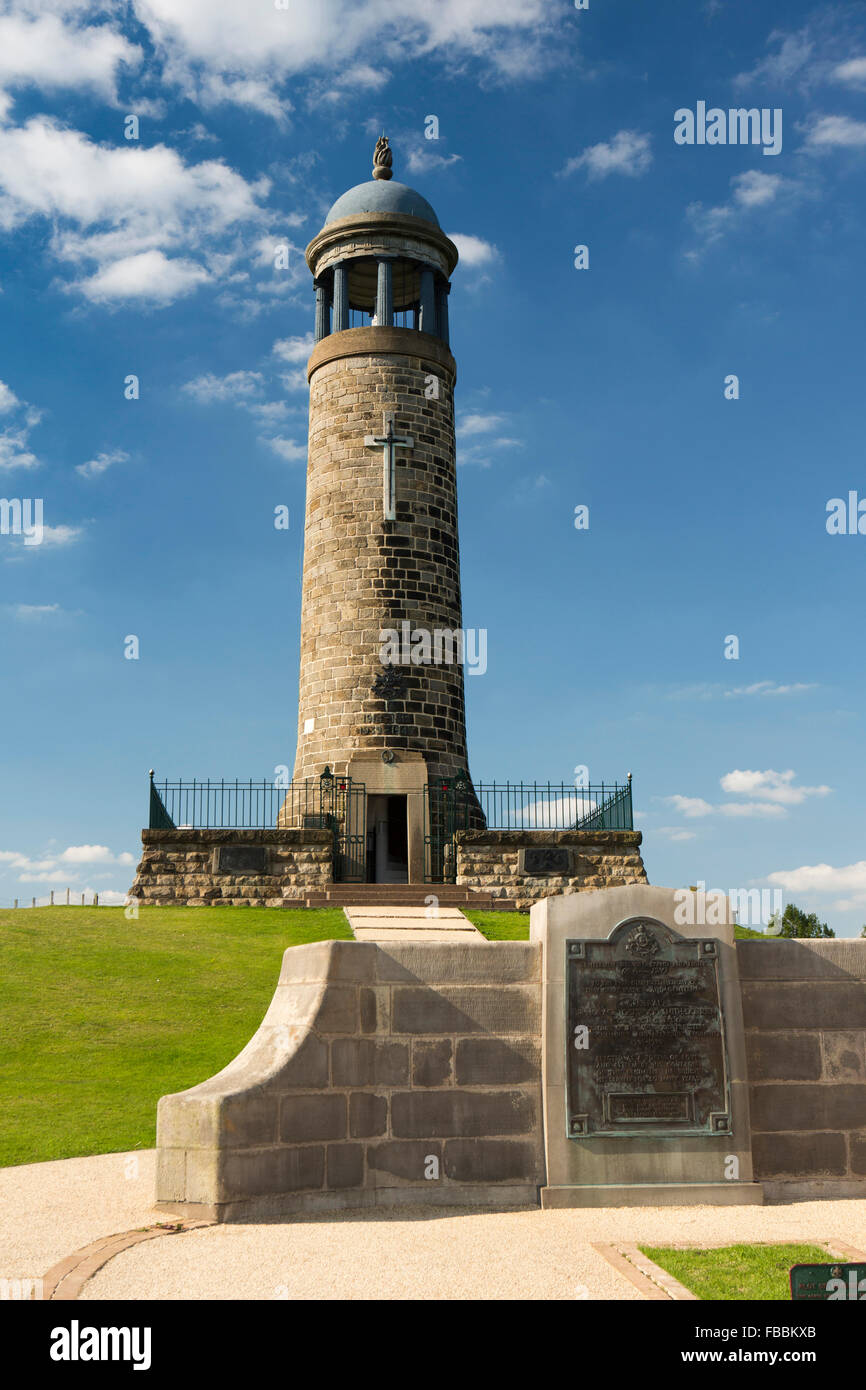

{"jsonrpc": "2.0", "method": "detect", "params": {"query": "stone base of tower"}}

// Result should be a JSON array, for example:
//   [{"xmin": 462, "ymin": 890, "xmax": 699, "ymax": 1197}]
[{"xmin": 454, "ymin": 829, "xmax": 648, "ymax": 912}]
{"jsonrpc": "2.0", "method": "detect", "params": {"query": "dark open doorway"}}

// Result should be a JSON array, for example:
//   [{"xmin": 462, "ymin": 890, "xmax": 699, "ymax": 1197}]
[{"xmin": 365, "ymin": 794, "xmax": 409, "ymax": 882}]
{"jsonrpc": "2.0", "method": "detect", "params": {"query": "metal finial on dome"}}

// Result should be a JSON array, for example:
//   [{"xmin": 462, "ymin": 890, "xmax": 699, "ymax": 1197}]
[{"xmin": 372, "ymin": 134, "xmax": 393, "ymax": 181}]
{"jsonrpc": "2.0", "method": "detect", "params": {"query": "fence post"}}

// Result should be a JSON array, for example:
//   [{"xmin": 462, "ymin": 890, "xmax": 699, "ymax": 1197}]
[
  {"xmin": 94, "ymin": 893, "xmax": 99, "ymax": 907},
  {"xmin": 66, "ymin": 887, "xmax": 70, "ymax": 906},
  {"xmin": 31, "ymin": 897, "xmax": 35, "ymax": 908},
  {"xmin": 13, "ymin": 898, "xmax": 18, "ymax": 909},
  {"xmin": 81, "ymin": 893, "xmax": 85, "ymax": 907}
]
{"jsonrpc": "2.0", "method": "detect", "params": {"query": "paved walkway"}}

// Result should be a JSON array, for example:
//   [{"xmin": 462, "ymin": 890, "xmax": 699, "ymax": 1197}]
[
  {"xmin": 344, "ymin": 905, "xmax": 484, "ymax": 943},
  {"xmin": 3, "ymin": 1150, "xmax": 866, "ymax": 1301}
]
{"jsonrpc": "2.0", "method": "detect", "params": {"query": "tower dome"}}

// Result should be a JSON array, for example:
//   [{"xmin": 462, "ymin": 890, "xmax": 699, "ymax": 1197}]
[{"xmin": 325, "ymin": 180, "xmax": 440, "ymax": 228}]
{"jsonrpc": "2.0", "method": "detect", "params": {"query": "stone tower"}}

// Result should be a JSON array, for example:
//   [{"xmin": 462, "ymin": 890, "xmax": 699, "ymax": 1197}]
[{"xmin": 289, "ymin": 138, "xmax": 472, "ymax": 882}]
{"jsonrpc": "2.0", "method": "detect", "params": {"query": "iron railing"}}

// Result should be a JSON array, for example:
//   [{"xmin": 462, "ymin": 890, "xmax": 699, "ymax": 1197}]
[
  {"xmin": 148, "ymin": 773, "xmax": 355, "ymax": 829},
  {"xmin": 423, "ymin": 776, "xmax": 633, "ymax": 881}
]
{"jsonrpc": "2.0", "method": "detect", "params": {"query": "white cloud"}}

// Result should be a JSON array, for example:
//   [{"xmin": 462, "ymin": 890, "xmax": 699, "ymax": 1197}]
[
  {"xmin": 76, "ymin": 250, "xmax": 211, "ymax": 305},
  {"xmin": 656, "ymin": 826, "xmax": 698, "ymax": 842},
  {"xmin": 182, "ymin": 370, "xmax": 264, "ymax": 404},
  {"xmin": 60, "ymin": 845, "xmax": 134, "ymax": 865},
  {"xmin": 832, "ymin": 57, "xmax": 866, "ymax": 87},
  {"xmin": 263, "ymin": 436, "xmax": 306, "ymax": 463},
  {"xmin": 0, "ymin": 117, "xmax": 271, "ymax": 306},
  {"xmin": 447, "ymin": 233, "xmax": 499, "ymax": 268},
  {"xmin": 0, "ymin": 380, "xmax": 42, "ymax": 470},
  {"xmin": 734, "ymin": 31, "xmax": 814, "ymax": 88},
  {"xmin": 766, "ymin": 859, "xmax": 866, "ymax": 908},
  {"xmin": 725, "ymin": 679, "xmax": 818, "ymax": 697},
  {"xmin": 272, "ymin": 333, "xmax": 315, "ymax": 364},
  {"xmin": 0, "ymin": 380, "xmax": 21, "ymax": 414},
  {"xmin": 33, "ymin": 524, "xmax": 82, "ymax": 547},
  {"xmin": 719, "ymin": 769, "xmax": 831, "ymax": 806},
  {"xmin": 76, "ymin": 448, "xmax": 128, "ymax": 479},
  {"xmin": 458, "ymin": 412, "xmax": 507, "ymax": 436},
  {"xmin": 804, "ymin": 115, "xmax": 866, "ymax": 150},
  {"xmin": 12, "ymin": 603, "xmax": 61, "ymax": 619},
  {"xmin": 0, "ymin": 12, "xmax": 141, "ymax": 105},
  {"xmin": 685, "ymin": 169, "xmax": 798, "ymax": 256},
  {"xmin": 560, "ymin": 130, "xmax": 652, "ymax": 180},
  {"xmin": 129, "ymin": 0, "xmax": 558, "ymax": 113},
  {"xmin": 666, "ymin": 795, "xmax": 715, "ymax": 819}
]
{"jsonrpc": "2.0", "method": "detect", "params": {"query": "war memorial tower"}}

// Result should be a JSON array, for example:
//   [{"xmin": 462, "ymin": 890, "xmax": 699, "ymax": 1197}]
[{"xmin": 289, "ymin": 137, "xmax": 469, "ymax": 880}]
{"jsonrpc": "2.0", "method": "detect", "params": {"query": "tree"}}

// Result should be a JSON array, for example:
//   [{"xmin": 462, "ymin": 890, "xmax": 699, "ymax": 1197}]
[
  {"xmin": 860, "ymin": 925, "xmax": 866, "ymax": 939},
  {"xmin": 771, "ymin": 903, "xmax": 835, "ymax": 939}
]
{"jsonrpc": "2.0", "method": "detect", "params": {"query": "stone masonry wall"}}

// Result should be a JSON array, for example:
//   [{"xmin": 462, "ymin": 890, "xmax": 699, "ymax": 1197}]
[
  {"xmin": 738, "ymin": 939, "xmax": 866, "ymax": 1198},
  {"xmin": 156, "ymin": 940, "xmax": 544, "ymax": 1219},
  {"xmin": 456, "ymin": 830, "xmax": 648, "ymax": 911},
  {"xmin": 293, "ymin": 330, "xmax": 471, "ymax": 786},
  {"xmin": 131, "ymin": 829, "xmax": 333, "ymax": 907}
]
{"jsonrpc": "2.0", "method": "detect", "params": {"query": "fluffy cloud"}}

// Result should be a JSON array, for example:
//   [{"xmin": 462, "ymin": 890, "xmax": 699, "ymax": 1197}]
[
  {"xmin": 719, "ymin": 769, "xmax": 831, "ymax": 806},
  {"xmin": 664, "ymin": 769, "xmax": 829, "ymax": 824},
  {"xmin": 0, "ymin": 843, "xmax": 134, "ymax": 882},
  {"xmin": 0, "ymin": 117, "xmax": 271, "ymax": 305},
  {"xmin": 0, "ymin": 379, "xmax": 42, "ymax": 471},
  {"xmin": 182, "ymin": 370, "xmax": 264, "ymax": 404},
  {"xmin": 804, "ymin": 115, "xmax": 866, "ymax": 149},
  {"xmin": 685, "ymin": 170, "xmax": 798, "ymax": 256},
  {"xmin": 766, "ymin": 859, "xmax": 866, "ymax": 909},
  {"xmin": 832, "ymin": 57, "xmax": 866, "ymax": 87},
  {"xmin": 131, "ymin": 0, "xmax": 559, "ymax": 112},
  {"xmin": 0, "ymin": 11, "xmax": 141, "ymax": 104},
  {"xmin": 263, "ymin": 436, "xmax": 307, "ymax": 463},
  {"xmin": 447, "ymin": 234, "xmax": 499, "ymax": 268},
  {"xmin": 272, "ymin": 334, "xmax": 315, "ymax": 364},
  {"xmin": 76, "ymin": 448, "xmax": 129, "ymax": 479},
  {"xmin": 559, "ymin": 130, "xmax": 652, "ymax": 180}
]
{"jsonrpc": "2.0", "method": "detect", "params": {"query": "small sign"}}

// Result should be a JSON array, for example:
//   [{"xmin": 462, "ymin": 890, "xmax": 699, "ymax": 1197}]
[
  {"xmin": 523, "ymin": 847, "xmax": 571, "ymax": 875},
  {"xmin": 217, "ymin": 846, "xmax": 267, "ymax": 875},
  {"xmin": 790, "ymin": 1263, "xmax": 866, "ymax": 1301}
]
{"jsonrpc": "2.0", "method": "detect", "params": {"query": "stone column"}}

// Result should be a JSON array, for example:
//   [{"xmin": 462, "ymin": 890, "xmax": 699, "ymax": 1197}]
[
  {"xmin": 314, "ymin": 280, "xmax": 330, "ymax": 342},
  {"xmin": 419, "ymin": 267, "xmax": 436, "ymax": 335},
  {"xmin": 333, "ymin": 263, "xmax": 349, "ymax": 333},
  {"xmin": 375, "ymin": 258, "xmax": 393, "ymax": 327},
  {"xmin": 437, "ymin": 280, "xmax": 450, "ymax": 346}
]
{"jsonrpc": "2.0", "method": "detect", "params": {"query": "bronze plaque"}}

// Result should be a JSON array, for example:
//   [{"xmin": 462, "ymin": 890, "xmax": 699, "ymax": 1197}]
[
  {"xmin": 217, "ymin": 845, "xmax": 267, "ymax": 874},
  {"xmin": 566, "ymin": 916, "xmax": 731, "ymax": 1138}
]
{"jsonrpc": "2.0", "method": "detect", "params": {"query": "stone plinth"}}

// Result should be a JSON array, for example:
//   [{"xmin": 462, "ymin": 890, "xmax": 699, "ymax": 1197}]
[
  {"xmin": 130, "ymin": 828, "xmax": 333, "ymax": 907},
  {"xmin": 456, "ymin": 830, "xmax": 648, "ymax": 911},
  {"xmin": 739, "ymin": 938, "xmax": 866, "ymax": 1200},
  {"xmin": 156, "ymin": 939, "xmax": 544, "ymax": 1219},
  {"xmin": 531, "ymin": 885, "xmax": 763, "ymax": 1208}
]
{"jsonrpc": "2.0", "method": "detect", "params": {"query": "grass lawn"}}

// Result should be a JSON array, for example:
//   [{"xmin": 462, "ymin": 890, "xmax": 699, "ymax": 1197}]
[
  {"xmin": 463, "ymin": 910, "xmax": 530, "ymax": 939},
  {"xmin": 0, "ymin": 905, "xmax": 351, "ymax": 1168},
  {"xmin": 640, "ymin": 1244, "xmax": 833, "ymax": 1301}
]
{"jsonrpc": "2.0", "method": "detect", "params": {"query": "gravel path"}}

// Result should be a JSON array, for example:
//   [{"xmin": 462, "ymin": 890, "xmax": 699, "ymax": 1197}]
[
  {"xmin": 0, "ymin": 1150, "xmax": 160, "ymax": 1280},
  {"xmin": 4, "ymin": 1150, "xmax": 864, "ymax": 1300},
  {"xmin": 82, "ymin": 1198, "xmax": 866, "ymax": 1302}
]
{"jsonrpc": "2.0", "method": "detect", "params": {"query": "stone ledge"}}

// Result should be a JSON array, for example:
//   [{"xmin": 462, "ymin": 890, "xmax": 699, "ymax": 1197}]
[{"xmin": 141, "ymin": 828, "xmax": 333, "ymax": 846}]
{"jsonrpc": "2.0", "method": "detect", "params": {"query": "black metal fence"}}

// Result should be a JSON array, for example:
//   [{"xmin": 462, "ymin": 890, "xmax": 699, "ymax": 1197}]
[{"xmin": 423, "ymin": 776, "xmax": 633, "ymax": 881}]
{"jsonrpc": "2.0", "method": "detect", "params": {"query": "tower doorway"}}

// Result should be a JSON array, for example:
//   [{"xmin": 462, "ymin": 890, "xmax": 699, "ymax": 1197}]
[{"xmin": 366, "ymin": 794, "xmax": 409, "ymax": 883}]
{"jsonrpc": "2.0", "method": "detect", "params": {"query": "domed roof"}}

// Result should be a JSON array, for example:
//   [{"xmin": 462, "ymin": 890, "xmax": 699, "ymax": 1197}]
[{"xmin": 325, "ymin": 179, "xmax": 440, "ymax": 228}]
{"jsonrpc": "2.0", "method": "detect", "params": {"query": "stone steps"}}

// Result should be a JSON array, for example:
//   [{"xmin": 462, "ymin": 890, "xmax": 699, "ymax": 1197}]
[{"xmin": 302, "ymin": 885, "xmax": 516, "ymax": 910}]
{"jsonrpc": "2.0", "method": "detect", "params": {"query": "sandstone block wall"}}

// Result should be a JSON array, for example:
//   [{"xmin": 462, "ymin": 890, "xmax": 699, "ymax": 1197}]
[
  {"xmin": 738, "ymin": 939, "xmax": 866, "ymax": 1198},
  {"xmin": 456, "ymin": 830, "xmax": 648, "ymax": 911},
  {"xmin": 131, "ymin": 829, "xmax": 333, "ymax": 907},
  {"xmin": 294, "ymin": 332, "xmax": 471, "ymax": 785},
  {"xmin": 156, "ymin": 940, "xmax": 544, "ymax": 1219}
]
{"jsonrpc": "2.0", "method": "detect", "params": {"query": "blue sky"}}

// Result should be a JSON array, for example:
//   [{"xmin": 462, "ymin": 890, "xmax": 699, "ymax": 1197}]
[{"xmin": 1, "ymin": 0, "xmax": 865, "ymax": 933}]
